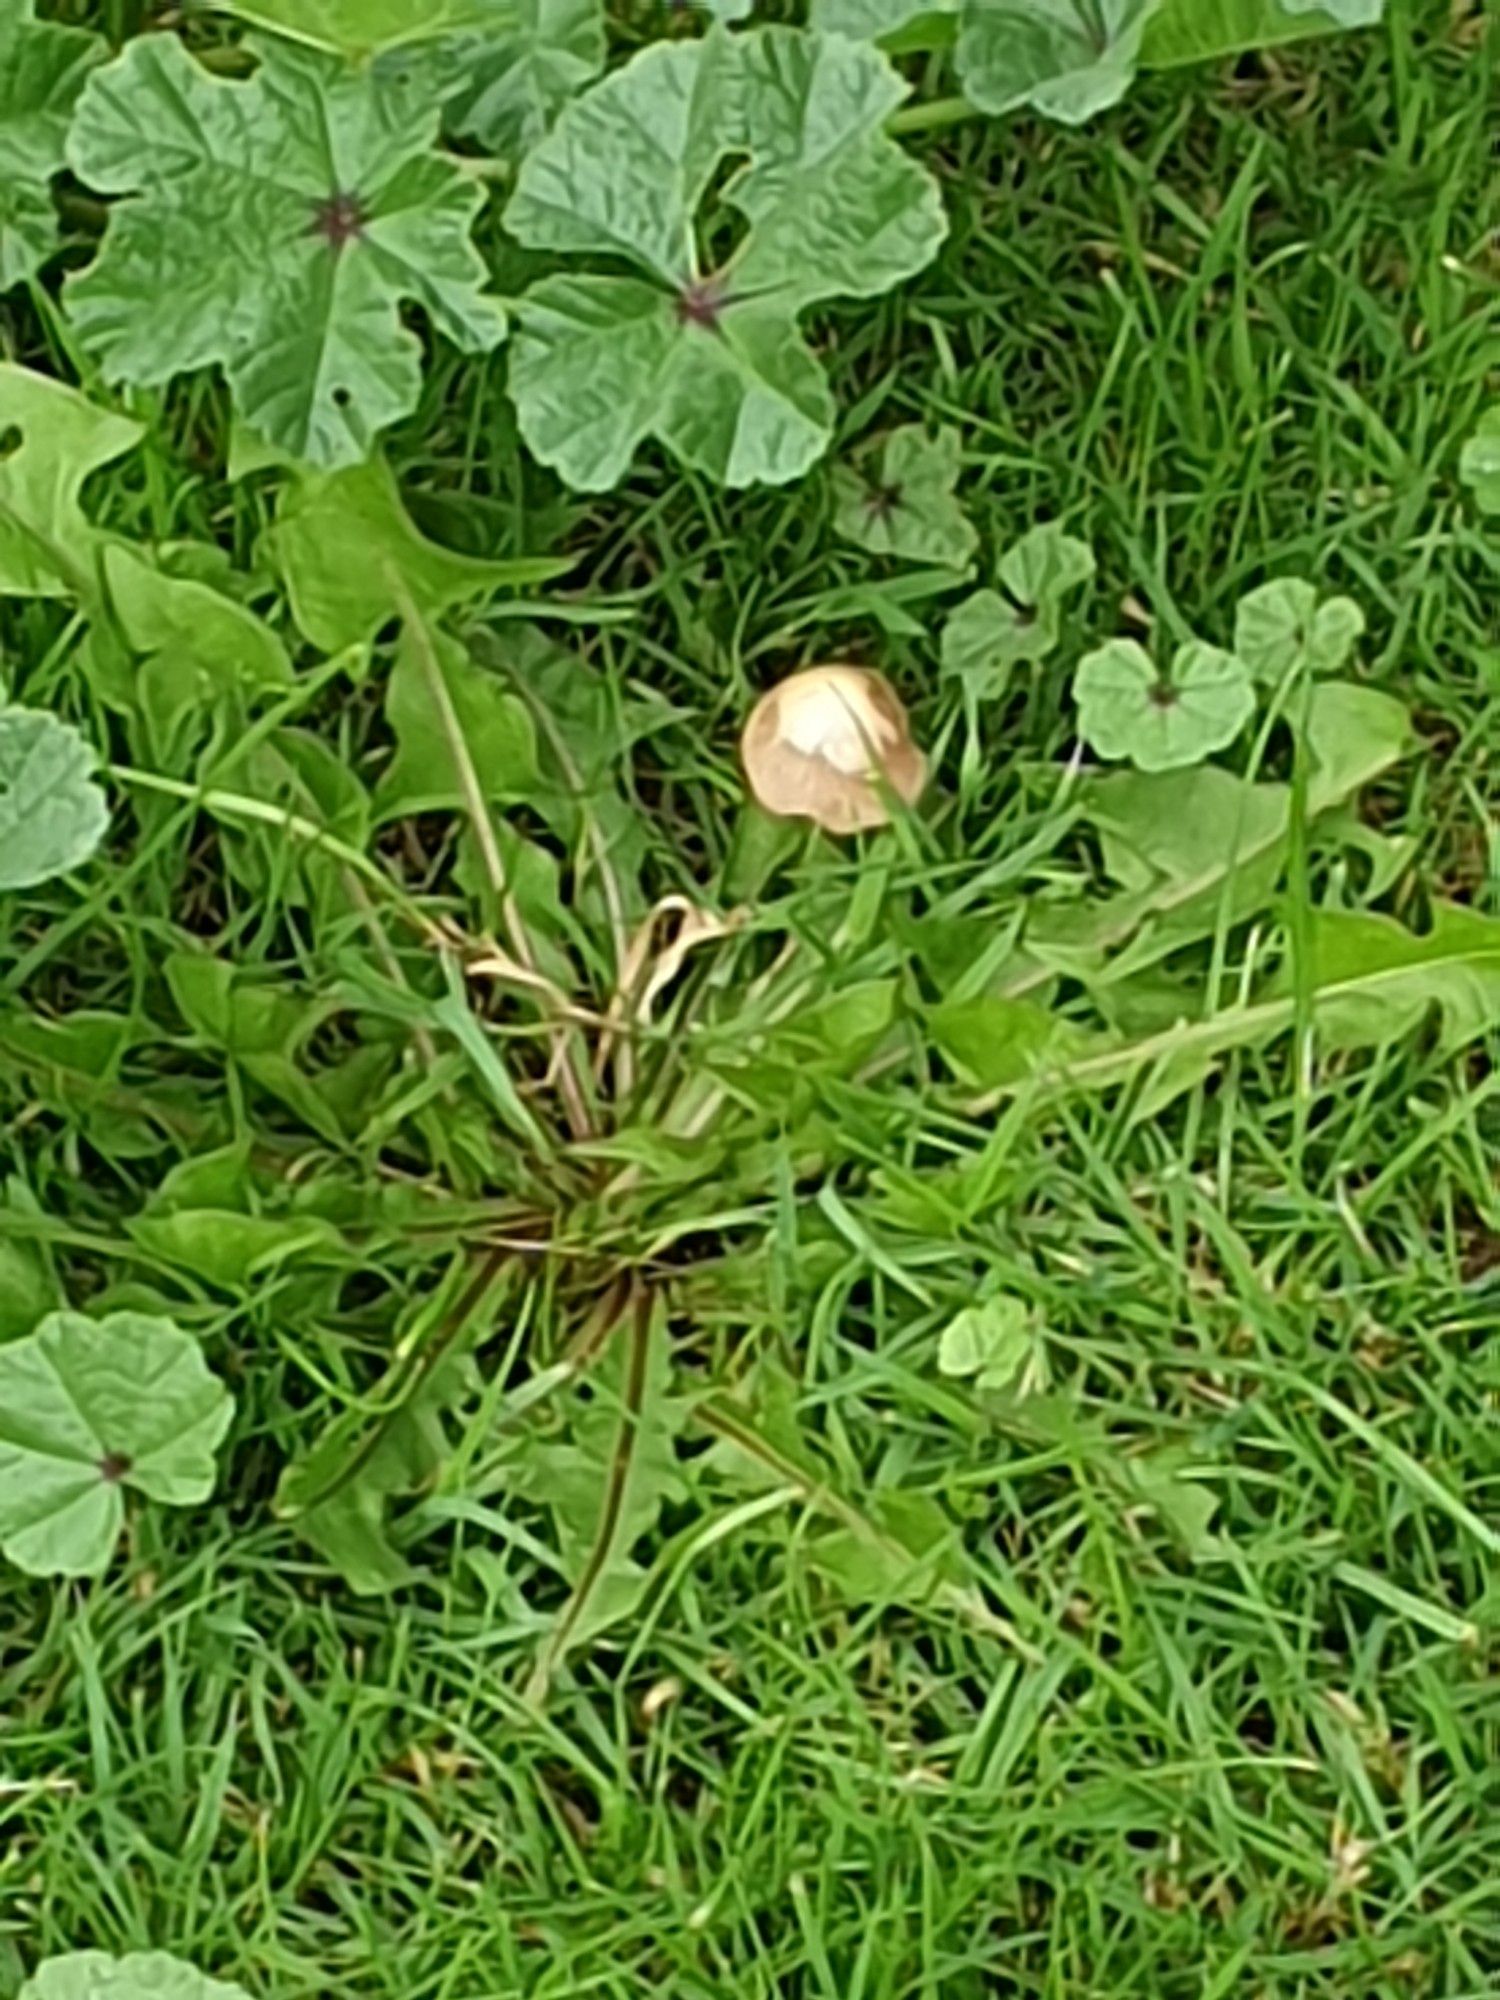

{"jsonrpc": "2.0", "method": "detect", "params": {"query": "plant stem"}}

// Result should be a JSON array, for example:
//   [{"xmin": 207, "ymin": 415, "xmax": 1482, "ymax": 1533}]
[{"xmin": 888, "ymin": 94, "xmax": 979, "ymax": 136}]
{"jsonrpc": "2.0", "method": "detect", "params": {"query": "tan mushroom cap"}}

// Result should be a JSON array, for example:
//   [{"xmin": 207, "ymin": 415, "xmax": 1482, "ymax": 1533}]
[{"xmin": 740, "ymin": 666, "xmax": 927, "ymax": 836}]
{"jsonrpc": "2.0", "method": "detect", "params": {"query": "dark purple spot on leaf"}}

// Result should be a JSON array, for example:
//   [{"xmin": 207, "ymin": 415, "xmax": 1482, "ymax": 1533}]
[
  {"xmin": 1148, "ymin": 684, "xmax": 1179, "ymax": 710},
  {"xmin": 98, "ymin": 1451, "xmax": 133, "ymax": 1483},
  {"xmin": 310, "ymin": 190, "xmax": 367, "ymax": 253},
  {"xmin": 675, "ymin": 276, "xmax": 727, "ymax": 332},
  {"xmin": 864, "ymin": 484, "xmax": 904, "ymax": 520}
]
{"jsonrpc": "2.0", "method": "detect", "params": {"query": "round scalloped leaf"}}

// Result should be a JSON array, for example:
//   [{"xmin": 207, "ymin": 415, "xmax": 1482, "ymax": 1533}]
[
  {"xmin": 439, "ymin": 0, "xmax": 606, "ymax": 157},
  {"xmin": 0, "ymin": 705, "xmax": 109, "ymax": 892},
  {"xmin": 956, "ymin": 0, "xmax": 1160, "ymax": 125},
  {"xmin": 1234, "ymin": 579, "xmax": 1364, "ymax": 682},
  {"xmin": 1075, "ymin": 638, "xmax": 1255, "ymax": 773},
  {"xmin": 0, "ymin": 1311, "xmax": 234, "ymax": 1577},
  {"xmin": 21, "ymin": 1955, "xmax": 249, "ymax": 2000},
  {"xmin": 832, "ymin": 426, "xmax": 977, "ymax": 567},
  {"xmin": 504, "ymin": 26, "xmax": 946, "ymax": 490},
  {"xmin": 64, "ymin": 33, "xmax": 505, "ymax": 468}
]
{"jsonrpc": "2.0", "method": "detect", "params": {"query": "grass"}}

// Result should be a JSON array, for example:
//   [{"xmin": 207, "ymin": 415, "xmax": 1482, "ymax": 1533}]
[{"xmin": 2, "ymin": 3, "xmax": 1498, "ymax": 1997}]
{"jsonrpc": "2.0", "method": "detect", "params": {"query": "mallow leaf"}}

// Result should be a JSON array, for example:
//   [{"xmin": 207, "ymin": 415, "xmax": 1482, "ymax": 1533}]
[
  {"xmin": 212, "ymin": 0, "xmax": 519, "ymax": 60},
  {"xmin": 811, "ymin": 0, "xmax": 959, "ymax": 43},
  {"xmin": 832, "ymin": 426, "xmax": 977, "ymax": 567},
  {"xmin": 65, "ymin": 33, "xmax": 506, "ymax": 469},
  {"xmin": 1460, "ymin": 410, "xmax": 1500, "ymax": 518},
  {"xmin": 942, "ymin": 519, "xmax": 1094, "ymax": 693},
  {"xmin": 21, "ymin": 1955, "xmax": 248, "ymax": 2000},
  {"xmin": 956, "ymin": 0, "xmax": 1163, "ymax": 125},
  {"xmin": 504, "ymin": 27, "xmax": 946, "ymax": 490},
  {"xmin": 1233, "ymin": 578, "xmax": 1364, "ymax": 682},
  {"xmin": 0, "ymin": 3, "xmax": 103, "ymax": 289},
  {"xmin": 0, "ymin": 702, "xmax": 110, "ymax": 891},
  {"xmin": 0, "ymin": 365, "xmax": 143, "ymax": 598},
  {"xmin": 0, "ymin": 1311, "xmax": 234, "ymax": 1577},
  {"xmin": 1075, "ymin": 637, "xmax": 1254, "ymax": 772},
  {"xmin": 436, "ymin": 0, "xmax": 607, "ymax": 158}
]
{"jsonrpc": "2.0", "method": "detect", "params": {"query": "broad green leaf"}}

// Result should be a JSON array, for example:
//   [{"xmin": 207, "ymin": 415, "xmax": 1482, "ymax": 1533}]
[
  {"xmin": 0, "ymin": 703, "xmax": 109, "ymax": 892},
  {"xmin": 928, "ymin": 994, "xmax": 1074, "ymax": 1086},
  {"xmin": 0, "ymin": 366, "xmax": 142, "ymax": 598},
  {"xmin": 0, "ymin": 1312, "xmax": 234, "ymax": 1577},
  {"xmin": 66, "ymin": 34, "xmax": 505, "ymax": 468},
  {"xmin": 941, "ymin": 521, "xmax": 1094, "ymax": 693},
  {"xmin": 832, "ymin": 426, "xmax": 977, "ymax": 568},
  {"xmin": 1460, "ymin": 410, "xmax": 1500, "ymax": 518},
  {"xmin": 1233, "ymin": 577, "xmax": 1364, "ymax": 682},
  {"xmin": 504, "ymin": 28, "xmax": 945, "ymax": 490},
  {"xmin": 266, "ymin": 457, "xmax": 567, "ymax": 651},
  {"xmin": 103, "ymin": 542, "xmax": 293, "ymax": 694},
  {"xmin": 128, "ymin": 1210, "xmax": 347, "ymax": 1291},
  {"xmin": 938, "ymin": 1295, "xmax": 1034, "ymax": 1390},
  {"xmin": 21, "ymin": 1956, "xmax": 248, "ymax": 2000},
  {"xmin": 439, "ymin": 0, "xmax": 606, "ymax": 158},
  {"xmin": 0, "ymin": 3, "xmax": 103, "ymax": 288},
  {"xmin": 1142, "ymin": 0, "xmax": 1378, "ymax": 65},
  {"xmin": 1075, "ymin": 638, "xmax": 1255, "ymax": 772},
  {"xmin": 212, "ymin": 0, "xmax": 519, "ymax": 60},
  {"xmin": 376, "ymin": 625, "xmax": 537, "ymax": 822},
  {"xmin": 956, "ymin": 0, "xmax": 1163, "ymax": 125}
]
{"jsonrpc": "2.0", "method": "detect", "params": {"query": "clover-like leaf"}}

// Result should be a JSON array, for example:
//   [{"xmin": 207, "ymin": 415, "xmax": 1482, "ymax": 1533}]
[
  {"xmin": 1234, "ymin": 578, "xmax": 1365, "ymax": 682},
  {"xmin": 1075, "ymin": 637, "xmax": 1254, "ymax": 773},
  {"xmin": 503, "ymin": 27, "xmax": 946, "ymax": 490},
  {"xmin": 0, "ymin": 1311, "xmax": 234, "ymax": 1577},
  {"xmin": 213, "ymin": 0, "xmax": 518, "ymax": 60},
  {"xmin": 941, "ymin": 520, "xmax": 1094, "ymax": 696},
  {"xmin": 0, "ymin": 365, "xmax": 143, "ymax": 599},
  {"xmin": 938, "ymin": 1295, "xmax": 1042, "ymax": 1393},
  {"xmin": 438, "ymin": 0, "xmax": 606, "ymax": 158},
  {"xmin": 0, "ymin": 3, "xmax": 102, "ymax": 290},
  {"xmin": 956, "ymin": 0, "xmax": 1161, "ymax": 124},
  {"xmin": 0, "ymin": 703, "xmax": 110, "ymax": 892},
  {"xmin": 65, "ymin": 33, "xmax": 506, "ymax": 468},
  {"xmin": 833, "ymin": 426, "xmax": 977, "ymax": 567},
  {"xmin": 21, "ymin": 1953, "xmax": 249, "ymax": 2000},
  {"xmin": 1460, "ymin": 409, "xmax": 1500, "ymax": 518}
]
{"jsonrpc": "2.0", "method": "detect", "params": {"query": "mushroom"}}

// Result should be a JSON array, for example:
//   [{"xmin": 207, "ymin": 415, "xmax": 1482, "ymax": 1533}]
[{"xmin": 740, "ymin": 665, "xmax": 927, "ymax": 836}]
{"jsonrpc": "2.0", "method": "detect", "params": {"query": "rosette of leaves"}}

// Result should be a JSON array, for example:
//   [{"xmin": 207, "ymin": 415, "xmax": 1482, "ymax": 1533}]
[
  {"xmin": 0, "ymin": 2, "xmax": 102, "ymax": 288},
  {"xmin": 63, "ymin": 33, "xmax": 506, "ymax": 467},
  {"xmin": 502, "ymin": 26, "xmax": 947, "ymax": 490}
]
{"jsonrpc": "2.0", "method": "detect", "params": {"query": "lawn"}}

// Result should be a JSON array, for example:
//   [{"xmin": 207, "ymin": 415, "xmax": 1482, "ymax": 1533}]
[{"xmin": 0, "ymin": 2, "xmax": 1497, "ymax": 1997}]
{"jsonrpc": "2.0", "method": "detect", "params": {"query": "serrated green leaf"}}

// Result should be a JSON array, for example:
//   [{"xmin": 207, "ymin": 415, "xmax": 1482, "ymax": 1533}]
[
  {"xmin": 438, "ymin": 0, "xmax": 606, "ymax": 157},
  {"xmin": 266, "ymin": 456, "xmax": 567, "ymax": 651},
  {"xmin": 1075, "ymin": 638, "xmax": 1255, "ymax": 773},
  {"xmin": 21, "ymin": 1954, "xmax": 248, "ymax": 2000},
  {"xmin": 1142, "ymin": 0, "xmax": 1378, "ymax": 65},
  {"xmin": 0, "ymin": 366, "xmax": 142, "ymax": 598},
  {"xmin": 832, "ymin": 425, "xmax": 977, "ymax": 567},
  {"xmin": 0, "ymin": 705, "xmax": 109, "ymax": 892},
  {"xmin": 66, "ymin": 34, "xmax": 505, "ymax": 468},
  {"xmin": 0, "ymin": 1312, "xmax": 234, "ymax": 1577},
  {"xmin": 0, "ymin": 3, "xmax": 102, "ymax": 289},
  {"xmin": 1233, "ymin": 577, "xmax": 1364, "ymax": 681},
  {"xmin": 1460, "ymin": 409, "xmax": 1500, "ymax": 518},
  {"xmin": 504, "ymin": 28, "xmax": 945, "ymax": 490},
  {"xmin": 957, "ymin": 0, "xmax": 1162, "ymax": 125},
  {"xmin": 213, "ymin": 0, "xmax": 519, "ymax": 60}
]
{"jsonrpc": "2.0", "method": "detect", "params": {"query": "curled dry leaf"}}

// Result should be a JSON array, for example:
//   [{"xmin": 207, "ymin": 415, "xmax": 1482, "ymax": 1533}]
[{"xmin": 741, "ymin": 665, "xmax": 926, "ymax": 836}]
